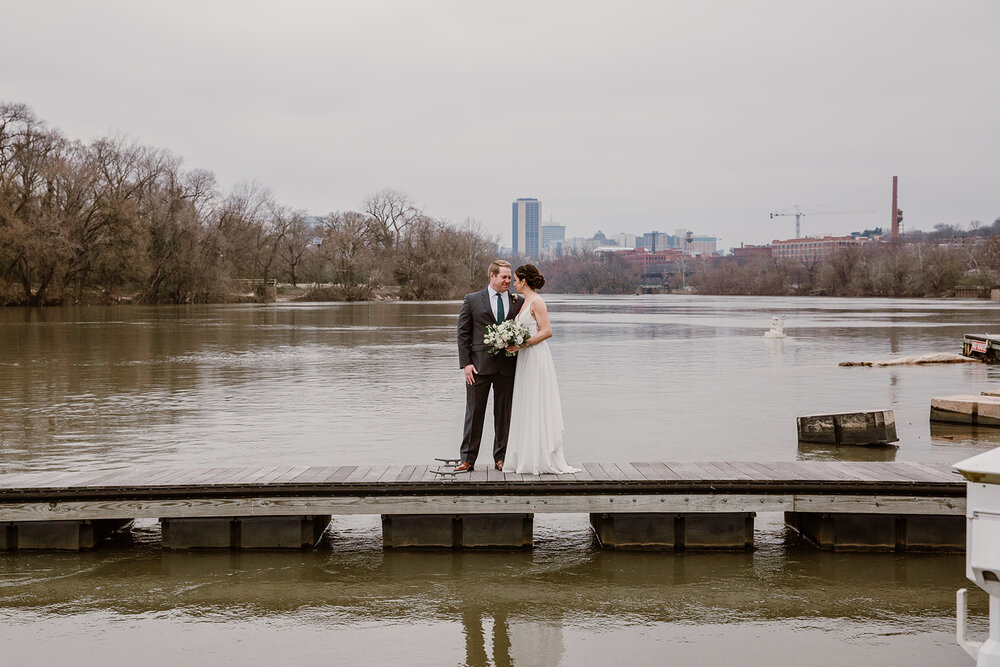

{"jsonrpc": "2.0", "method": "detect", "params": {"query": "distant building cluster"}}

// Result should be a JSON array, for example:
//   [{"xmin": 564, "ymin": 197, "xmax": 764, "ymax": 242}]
[
  {"xmin": 508, "ymin": 196, "xmax": 721, "ymax": 261},
  {"xmin": 506, "ymin": 196, "xmax": 897, "ymax": 271},
  {"xmin": 569, "ymin": 228, "xmax": 718, "ymax": 257}
]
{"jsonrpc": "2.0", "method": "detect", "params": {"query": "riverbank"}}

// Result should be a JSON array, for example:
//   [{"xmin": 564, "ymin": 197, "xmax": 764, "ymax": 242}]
[{"xmin": 0, "ymin": 283, "xmax": 404, "ymax": 306}]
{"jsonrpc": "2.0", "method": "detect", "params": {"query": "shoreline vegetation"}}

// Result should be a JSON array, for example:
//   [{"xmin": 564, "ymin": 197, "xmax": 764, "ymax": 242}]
[{"xmin": 3, "ymin": 101, "xmax": 998, "ymax": 306}]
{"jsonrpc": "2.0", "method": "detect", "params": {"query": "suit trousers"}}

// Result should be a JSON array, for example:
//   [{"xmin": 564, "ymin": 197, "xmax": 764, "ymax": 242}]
[{"xmin": 460, "ymin": 372, "xmax": 515, "ymax": 464}]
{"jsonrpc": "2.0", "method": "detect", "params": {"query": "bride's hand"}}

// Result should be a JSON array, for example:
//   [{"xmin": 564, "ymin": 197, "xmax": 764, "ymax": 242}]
[{"xmin": 505, "ymin": 345, "xmax": 520, "ymax": 354}]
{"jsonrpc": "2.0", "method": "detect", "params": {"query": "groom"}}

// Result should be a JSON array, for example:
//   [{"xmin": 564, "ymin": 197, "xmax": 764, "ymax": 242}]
[{"xmin": 455, "ymin": 259, "xmax": 523, "ymax": 472}]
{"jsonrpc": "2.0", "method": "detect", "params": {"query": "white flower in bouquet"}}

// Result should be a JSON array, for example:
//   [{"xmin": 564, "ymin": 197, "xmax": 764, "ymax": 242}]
[{"xmin": 484, "ymin": 319, "xmax": 531, "ymax": 357}]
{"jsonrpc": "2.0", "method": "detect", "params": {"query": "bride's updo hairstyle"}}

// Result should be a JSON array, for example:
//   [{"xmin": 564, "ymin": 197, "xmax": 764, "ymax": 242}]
[{"xmin": 515, "ymin": 264, "xmax": 545, "ymax": 290}]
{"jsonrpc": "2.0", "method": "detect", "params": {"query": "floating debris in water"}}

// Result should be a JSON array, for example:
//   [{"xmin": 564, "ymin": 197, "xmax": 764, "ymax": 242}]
[{"xmin": 840, "ymin": 353, "xmax": 980, "ymax": 367}]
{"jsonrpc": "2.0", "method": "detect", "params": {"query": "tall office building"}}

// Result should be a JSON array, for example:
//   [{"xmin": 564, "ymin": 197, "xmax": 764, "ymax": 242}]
[
  {"xmin": 512, "ymin": 198, "xmax": 541, "ymax": 258},
  {"xmin": 541, "ymin": 224, "xmax": 565, "ymax": 247}
]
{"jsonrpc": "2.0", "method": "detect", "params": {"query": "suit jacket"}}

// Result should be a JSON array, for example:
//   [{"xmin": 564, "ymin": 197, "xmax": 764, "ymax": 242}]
[{"xmin": 457, "ymin": 288, "xmax": 524, "ymax": 377}]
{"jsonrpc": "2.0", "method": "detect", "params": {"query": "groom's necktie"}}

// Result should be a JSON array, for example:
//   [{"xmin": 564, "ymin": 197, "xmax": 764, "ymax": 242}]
[{"xmin": 496, "ymin": 293, "xmax": 504, "ymax": 321}]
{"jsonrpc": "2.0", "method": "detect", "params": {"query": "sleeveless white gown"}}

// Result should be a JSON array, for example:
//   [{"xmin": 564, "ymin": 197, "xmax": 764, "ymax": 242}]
[{"xmin": 504, "ymin": 297, "xmax": 580, "ymax": 475}]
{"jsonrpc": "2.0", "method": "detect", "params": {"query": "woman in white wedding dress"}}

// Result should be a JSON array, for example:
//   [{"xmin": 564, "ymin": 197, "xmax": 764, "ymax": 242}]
[{"xmin": 502, "ymin": 265, "xmax": 580, "ymax": 475}]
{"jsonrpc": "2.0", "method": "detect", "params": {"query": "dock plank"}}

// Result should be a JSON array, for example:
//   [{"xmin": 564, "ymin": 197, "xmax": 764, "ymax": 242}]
[
  {"xmin": 408, "ymin": 465, "xmax": 430, "ymax": 482},
  {"xmin": 418, "ymin": 466, "xmax": 446, "ymax": 482},
  {"xmin": 199, "ymin": 467, "xmax": 262, "ymax": 487},
  {"xmin": 323, "ymin": 466, "xmax": 357, "ymax": 483},
  {"xmin": 374, "ymin": 466, "xmax": 403, "ymax": 484},
  {"xmin": 874, "ymin": 463, "xmax": 927, "ymax": 483},
  {"xmin": 827, "ymin": 461, "xmax": 881, "ymax": 482},
  {"xmin": 704, "ymin": 462, "xmax": 753, "ymax": 481},
  {"xmin": 177, "ymin": 467, "xmax": 244, "ymax": 487},
  {"xmin": 765, "ymin": 462, "xmax": 811, "ymax": 482},
  {"xmin": 854, "ymin": 462, "xmax": 916, "ymax": 484},
  {"xmin": 358, "ymin": 466, "xmax": 388, "ymax": 484},
  {"xmin": 643, "ymin": 462, "xmax": 683, "ymax": 481},
  {"xmin": 395, "ymin": 465, "xmax": 417, "ymax": 482},
  {"xmin": 267, "ymin": 466, "xmax": 311, "ymax": 484},
  {"xmin": 583, "ymin": 462, "xmax": 612, "ymax": 481},
  {"xmin": 95, "ymin": 467, "xmax": 183, "ymax": 488},
  {"xmin": 726, "ymin": 462, "xmax": 769, "ymax": 482},
  {"xmin": 900, "ymin": 461, "xmax": 961, "ymax": 483},
  {"xmin": 133, "ymin": 467, "xmax": 207, "ymax": 488},
  {"xmin": 243, "ymin": 466, "xmax": 298, "ymax": 486},
  {"xmin": 798, "ymin": 462, "xmax": 856, "ymax": 482},
  {"xmin": 686, "ymin": 462, "xmax": 728, "ymax": 481},
  {"xmin": 287, "ymin": 466, "xmax": 342, "ymax": 484},
  {"xmin": 617, "ymin": 462, "xmax": 649, "ymax": 482},
  {"xmin": 152, "ymin": 467, "xmax": 225, "ymax": 487},
  {"xmin": 927, "ymin": 462, "xmax": 964, "ymax": 478},
  {"xmin": 232, "ymin": 466, "xmax": 284, "ymax": 485},
  {"xmin": 665, "ymin": 462, "xmax": 709, "ymax": 481},
  {"xmin": 57, "ymin": 469, "xmax": 132, "ymax": 488},
  {"xmin": 343, "ymin": 466, "xmax": 375, "ymax": 483},
  {"xmin": 599, "ymin": 462, "xmax": 628, "ymax": 482},
  {"xmin": 629, "ymin": 462, "xmax": 658, "ymax": 480},
  {"xmin": 741, "ymin": 462, "xmax": 785, "ymax": 481},
  {"xmin": 207, "ymin": 467, "xmax": 267, "ymax": 485},
  {"xmin": 0, "ymin": 470, "xmax": 99, "ymax": 489}
]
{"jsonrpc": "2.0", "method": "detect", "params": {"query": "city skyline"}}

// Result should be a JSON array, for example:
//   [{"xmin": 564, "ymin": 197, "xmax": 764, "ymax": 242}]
[{"xmin": 2, "ymin": 2, "xmax": 996, "ymax": 249}]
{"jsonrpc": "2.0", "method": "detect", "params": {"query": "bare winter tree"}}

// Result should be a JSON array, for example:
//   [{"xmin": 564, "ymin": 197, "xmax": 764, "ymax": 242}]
[
  {"xmin": 274, "ymin": 209, "xmax": 313, "ymax": 286},
  {"xmin": 139, "ymin": 167, "xmax": 225, "ymax": 304},
  {"xmin": 62, "ymin": 136, "xmax": 174, "ymax": 298},
  {"xmin": 0, "ymin": 103, "xmax": 74, "ymax": 304},
  {"xmin": 215, "ymin": 180, "xmax": 274, "ymax": 283},
  {"xmin": 364, "ymin": 188, "xmax": 420, "ymax": 247},
  {"xmin": 322, "ymin": 210, "xmax": 376, "ymax": 289}
]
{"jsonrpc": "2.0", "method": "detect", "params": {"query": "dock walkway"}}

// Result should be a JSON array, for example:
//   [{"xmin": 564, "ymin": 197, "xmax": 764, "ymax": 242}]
[{"xmin": 0, "ymin": 462, "xmax": 966, "ymax": 551}]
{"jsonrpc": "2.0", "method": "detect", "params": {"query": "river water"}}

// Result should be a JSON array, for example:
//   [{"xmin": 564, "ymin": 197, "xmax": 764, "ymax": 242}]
[{"xmin": 1, "ymin": 295, "xmax": 998, "ymax": 665}]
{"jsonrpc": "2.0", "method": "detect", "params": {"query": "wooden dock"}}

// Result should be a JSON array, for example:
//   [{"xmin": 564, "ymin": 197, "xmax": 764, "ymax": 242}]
[{"xmin": 0, "ymin": 461, "xmax": 966, "ymax": 552}]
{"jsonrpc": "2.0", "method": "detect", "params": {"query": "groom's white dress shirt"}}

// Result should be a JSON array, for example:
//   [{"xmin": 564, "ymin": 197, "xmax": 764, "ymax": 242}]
[{"xmin": 488, "ymin": 287, "xmax": 509, "ymax": 321}]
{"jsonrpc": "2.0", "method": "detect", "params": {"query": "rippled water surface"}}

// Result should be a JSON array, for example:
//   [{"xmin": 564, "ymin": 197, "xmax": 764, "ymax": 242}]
[{"xmin": 2, "ymin": 295, "xmax": 998, "ymax": 665}]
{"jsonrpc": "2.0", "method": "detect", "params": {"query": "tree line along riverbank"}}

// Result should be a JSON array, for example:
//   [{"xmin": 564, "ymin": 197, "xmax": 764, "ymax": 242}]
[
  {"xmin": 0, "ymin": 101, "xmax": 640, "ymax": 306},
  {"xmin": 3, "ymin": 101, "xmax": 997, "ymax": 305}
]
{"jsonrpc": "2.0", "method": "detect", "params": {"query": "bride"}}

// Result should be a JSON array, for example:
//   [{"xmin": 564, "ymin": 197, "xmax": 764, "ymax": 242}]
[{"xmin": 502, "ymin": 265, "xmax": 580, "ymax": 475}]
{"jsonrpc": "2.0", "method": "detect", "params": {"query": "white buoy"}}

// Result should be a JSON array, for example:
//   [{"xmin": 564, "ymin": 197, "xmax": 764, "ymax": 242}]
[{"xmin": 764, "ymin": 316, "xmax": 787, "ymax": 338}]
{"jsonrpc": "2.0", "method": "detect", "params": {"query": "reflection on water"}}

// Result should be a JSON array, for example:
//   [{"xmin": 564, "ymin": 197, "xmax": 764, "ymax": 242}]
[
  {"xmin": 3, "ymin": 296, "xmax": 1000, "ymax": 664},
  {"xmin": 0, "ymin": 516, "xmax": 983, "ymax": 665},
  {"xmin": 796, "ymin": 441, "xmax": 899, "ymax": 461},
  {"xmin": 930, "ymin": 420, "xmax": 1000, "ymax": 450}
]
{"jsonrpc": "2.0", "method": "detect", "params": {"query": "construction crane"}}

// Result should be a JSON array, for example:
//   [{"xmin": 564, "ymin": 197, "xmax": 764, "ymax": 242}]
[{"xmin": 769, "ymin": 205, "xmax": 874, "ymax": 239}]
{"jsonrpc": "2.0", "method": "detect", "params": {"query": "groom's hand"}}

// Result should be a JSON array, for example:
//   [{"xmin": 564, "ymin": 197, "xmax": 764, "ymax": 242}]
[{"xmin": 464, "ymin": 364, "xmax": 478, "ymax": 385}]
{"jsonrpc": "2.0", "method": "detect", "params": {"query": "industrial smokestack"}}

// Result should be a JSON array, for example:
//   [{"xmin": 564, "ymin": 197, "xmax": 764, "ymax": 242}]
[{"xmin": 891, "ymin": 176, "xmax": 899, "ymax": 243}]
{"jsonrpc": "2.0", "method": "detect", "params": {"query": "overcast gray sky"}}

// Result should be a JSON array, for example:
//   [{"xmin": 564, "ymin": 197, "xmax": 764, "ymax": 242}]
[{"xmin": 3, "ymin": 1, "xmax": 997, "ymax": 248}]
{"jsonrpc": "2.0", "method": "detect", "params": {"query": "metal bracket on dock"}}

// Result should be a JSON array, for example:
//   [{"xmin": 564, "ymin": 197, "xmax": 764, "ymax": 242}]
[{"xmin": 431, "ymin": 457, "xmax": 465, "ymax": 479}]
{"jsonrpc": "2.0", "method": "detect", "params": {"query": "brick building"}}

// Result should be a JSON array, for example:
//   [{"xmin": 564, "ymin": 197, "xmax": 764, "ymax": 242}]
[{"xmin": 770, "ymin": 236, "xmax": 874, "ymax": 261}]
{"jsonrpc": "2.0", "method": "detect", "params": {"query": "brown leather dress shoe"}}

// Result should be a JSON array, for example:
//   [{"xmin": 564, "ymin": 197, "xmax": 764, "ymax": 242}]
[
  {"xmin": 495, "ymin": 460, "xmax": 504, "ymax": 471},
  {"xmin": 454, "ymin": 461, "xmax": 474, "ymax": 472}
]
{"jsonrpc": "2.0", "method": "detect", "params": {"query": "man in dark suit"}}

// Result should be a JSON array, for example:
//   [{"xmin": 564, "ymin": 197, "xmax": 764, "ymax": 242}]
[{"xmin": 456, "ymin": 259, "xmax": 523, "ymax": 471}]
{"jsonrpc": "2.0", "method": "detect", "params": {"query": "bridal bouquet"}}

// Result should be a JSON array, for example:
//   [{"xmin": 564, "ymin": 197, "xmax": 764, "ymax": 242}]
[{"xmin": 484, "ymin": 320, "xmax": 531, "ymax": 357}]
